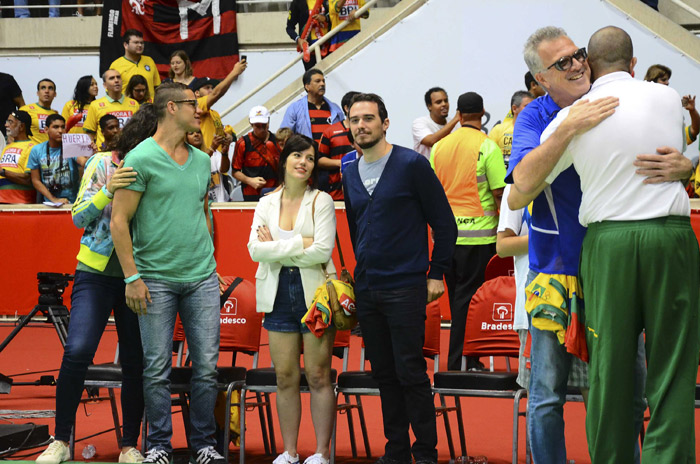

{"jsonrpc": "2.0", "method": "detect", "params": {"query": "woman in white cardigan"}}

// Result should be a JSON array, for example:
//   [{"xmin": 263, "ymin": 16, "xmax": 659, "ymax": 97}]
[{"xmin": 247, "ymin": 134, "xmax": 337, "ymax": 464}]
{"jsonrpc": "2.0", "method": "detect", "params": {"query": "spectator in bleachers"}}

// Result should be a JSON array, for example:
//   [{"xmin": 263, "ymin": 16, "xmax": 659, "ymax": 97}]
[
  {"xmin": 34, "ymin": 105, "xmax": 158, "ymax": 464},
  {"xmin": 248, "ymin": 133, "xmax": 337, "ymax": 464},
  {"xmin": 643, "ymin": 64, "xmax": 699, "ymax": 145},
  {"xmin": 430, "ymin": 91, "xmax": 506, "ymax": 372},
  {"xmin": 83, "ymin": 70, "xmax": 140, "ymax": 151},
  {"xmin": 13, "ymin": 0, "xmax": 59, "ymax": 18},
  {"xmin": 27, "ymin": 114, "xmax": 80, "ymax": 204},
  {"xmin": 190, "ymin": 58, "xmax": 247, "ymax": 150},
  {"xmin": 62, "ymin": 75, "xmax": 98, "ymax": 135},
  {"xmin": 20, "ymin": 79, "xmax": 58, "ymax": 145},
  {"xmin": 0, "ymin": 72, "xmax": 25, "ymax": 138},
  {"xmin": 411, "ymin": 87, "xmax": 460, "ymax": 158},
  {"xmin": 327, "ymin": 0, "xmax": 368, "ymax": 53},
  {"xmin": 525, "ymin": 71, "xmax": 546, "ymax": 98},
  {"xmin": 0, "ymin": 110, "xmax": 35, "ymax": 203},
  {"xmin": 110, "ymin": 29, "xmax": 161, "ymax": 99},
  {"xmin": 317, "ymin": 90, "xmax": 359, "ymax": 200},
  {"xmin": 343, "ymin": 93, "xmax": 456, "ymax": 464},
  {"xmin": 281, "ymin": 69, "xmax": 344, "ymax": 146},
  {"xmin": 286, "ymin": 0, "xmax": 330, "ymax": 71},
  {"xmin": 488, "ymin": 90, "xmax": 534, "ymax": 168},
  {"xmin": 125, "ymin": 75, "xmax": 152, "ymax": 104},
  {"xmin": 232, "ymin": 106, "xmax": 280, "ymax": 201},
  {"xmin": 276, "ymin": 127, "xmax": 294, "ymax": 152},
  {"xmin": 163, "ymin": 50, "xmax": 196, "ymax": 89},
  {"xmin": 99, "ymin": 114, "xmax": 121, "ymax": 151}
]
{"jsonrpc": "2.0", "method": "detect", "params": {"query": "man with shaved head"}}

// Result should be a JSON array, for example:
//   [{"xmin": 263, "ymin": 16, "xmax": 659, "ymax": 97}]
[{"xmin": 540, "ymin": 26, "xmax": 699, "ymax": 463}]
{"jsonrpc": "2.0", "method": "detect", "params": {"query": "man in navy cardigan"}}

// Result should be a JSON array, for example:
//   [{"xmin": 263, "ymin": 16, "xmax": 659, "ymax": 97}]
[{"xmin": 342, "ymin": 93, "xmax": 457, "ymax": 464}]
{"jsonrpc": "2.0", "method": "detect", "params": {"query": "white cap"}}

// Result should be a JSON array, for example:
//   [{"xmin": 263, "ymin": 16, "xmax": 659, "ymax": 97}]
[{"xmin": 249, "ymin": 105, "xmax": 270, "ymax": 124}]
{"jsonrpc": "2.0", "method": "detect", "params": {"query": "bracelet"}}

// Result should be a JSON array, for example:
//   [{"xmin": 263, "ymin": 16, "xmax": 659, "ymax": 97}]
[
  {"xmin": 124, "ymin": 273, "xmax": 141, "ymax": 284},
  {"xmin": 101, "ymin": 185, "xmax": 114, "ymax": 199}
]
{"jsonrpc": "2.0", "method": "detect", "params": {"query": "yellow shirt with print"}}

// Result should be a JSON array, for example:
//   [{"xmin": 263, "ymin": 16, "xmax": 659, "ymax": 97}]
[
  {"xmin": 488, "ymin": 116, "xmax": 514, "ymax": 161},
  {"xmin": 329, "ymin": 0, "xmax": 365, "ymax": 32},
  {"xmin": 197, "ymin": 96, "xmax": 224, "ymax": 150},
  {"xmin": 110, "ymin": 55, "xmax": 162, "ymax": 98},
  {"xmin": 19, "ymin": 103, "xmax": 57, "ymax": 145},
  {"xmin": 83, "ymin": 96, "xmax": 140, "ymax": 149},
  {"xmin": 61, "ymin": 100, "xmax": 90, "ymax": 134},
  {"xmin": 0, "ymin": 140, "xmax": 35, "ymax": 203},
  {"xmin": 306, "ymin": 0, "xmax": 328, "ymax": 40}
]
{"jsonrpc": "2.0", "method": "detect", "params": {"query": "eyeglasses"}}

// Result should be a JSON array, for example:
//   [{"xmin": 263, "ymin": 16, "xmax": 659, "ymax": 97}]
[
  {"xmin": 171, "ymin": 99, "xmax": 198, "ymax": 108},
  {"xmin": 546, "ymin": 47, "xmax": 587, "ymax": 72}
]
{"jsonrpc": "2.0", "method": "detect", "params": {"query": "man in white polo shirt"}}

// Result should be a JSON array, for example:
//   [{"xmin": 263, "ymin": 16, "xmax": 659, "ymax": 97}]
[{"xmin": 541, "ymin": 26, "xmax": 699, "ymax": 463}]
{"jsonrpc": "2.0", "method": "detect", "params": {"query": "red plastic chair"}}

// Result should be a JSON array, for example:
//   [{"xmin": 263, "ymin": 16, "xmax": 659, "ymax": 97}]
[
  {"xmin": 484, "ymin": 254, "xmax": 515, "ymax": 281},
  {"xmin": 433, "ymin": 276, "xmax": 526, "ymax": 464}
]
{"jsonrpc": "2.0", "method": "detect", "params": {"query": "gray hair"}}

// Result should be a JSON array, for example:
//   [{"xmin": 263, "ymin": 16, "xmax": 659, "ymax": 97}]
[
  {"xmin": 510, "ymin": 90, "xmax": 534, "ymax": 109},
  {"xmin": 523, "ymin": 26, "xmax": 569, "ymax": 75}
]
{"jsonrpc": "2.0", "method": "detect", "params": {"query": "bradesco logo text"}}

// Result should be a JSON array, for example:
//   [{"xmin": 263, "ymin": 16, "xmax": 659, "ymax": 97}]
[
  {"xmin": 481, "ymin": 302, "xmax": 513, "ymax": 330},
  {"xmin": 221, "ymin": 297, "xmax": 246, "ymax": 324}
]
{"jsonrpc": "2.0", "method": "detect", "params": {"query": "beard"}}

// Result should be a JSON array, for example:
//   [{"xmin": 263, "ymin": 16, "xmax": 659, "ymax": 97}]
[{"xmin": 355, "ymin": 132, "xmax": 382, "ymax": 150}]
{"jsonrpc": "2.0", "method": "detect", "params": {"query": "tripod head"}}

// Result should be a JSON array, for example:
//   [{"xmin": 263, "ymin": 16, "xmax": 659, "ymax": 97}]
[{"xmin": 37, "ymin": 272, "xmax": 73, "ymax": 306}]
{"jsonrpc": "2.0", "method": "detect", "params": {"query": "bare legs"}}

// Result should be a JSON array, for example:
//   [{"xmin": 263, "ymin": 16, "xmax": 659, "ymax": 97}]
[{"xmin": 268, "ymin": 328, "xmax": 337, "ymax": 459}]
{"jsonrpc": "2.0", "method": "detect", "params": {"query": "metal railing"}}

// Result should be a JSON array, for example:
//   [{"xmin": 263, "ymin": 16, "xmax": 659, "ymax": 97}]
[
  {"xmin": 220, "ymin": 0, "xmax": 377, "ymax": 119},
  {"xmin": 668, "ymin": 0, "xmax": 700, "ymax": 19}
]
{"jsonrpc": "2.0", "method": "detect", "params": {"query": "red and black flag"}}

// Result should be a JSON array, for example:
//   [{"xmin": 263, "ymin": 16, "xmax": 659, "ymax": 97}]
[{"xmin": 100, "ymin": 0, "xmax": 239, "ymax": 80}]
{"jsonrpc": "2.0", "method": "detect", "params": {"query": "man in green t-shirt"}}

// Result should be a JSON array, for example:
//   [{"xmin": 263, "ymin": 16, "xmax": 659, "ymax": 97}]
[{"xmin": 111, "ymin": 82, "xmax": 224, "ymax": 464}]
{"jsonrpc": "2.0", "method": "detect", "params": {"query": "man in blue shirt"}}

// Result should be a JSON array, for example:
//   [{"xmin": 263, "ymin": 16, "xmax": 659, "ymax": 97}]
[
  {"xmin": 27, "ymin": 114, "xmax": 80, "ymax": 204},
  {"xmin": 507, "ymin": 26, "xmax": 692, "ymax": 464},
  {"xmin": 342, "ymin": 93, "xmax": 456, "ymax": 464}
]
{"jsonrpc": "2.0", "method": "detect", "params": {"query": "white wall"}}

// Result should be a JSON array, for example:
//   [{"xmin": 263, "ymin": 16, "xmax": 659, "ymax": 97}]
[{"xmin": 4, "ymin": 0, "xmax": 700, "ymax": 156}]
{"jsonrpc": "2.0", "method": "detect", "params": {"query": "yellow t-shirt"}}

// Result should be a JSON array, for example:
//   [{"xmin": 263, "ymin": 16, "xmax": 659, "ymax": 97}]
[
  {"xmin": 83, "ymin": 96, "xmax": 140, "ymax": 149},
  {"xmin": 61, "ymin": 100, "xmax": 90, "ymax": 134},
  {"xmin": 19, "ymin": 103, "xmax": 57, "ymax": 145},
  {"xmin": 0, "ymin": 140, "xmax": 35, "ymax": 204},
  {"xmin": 197, "ymin": 96, "xmax": 224, "ymax": 150},
  {"xmin": 329, "ymin": 0, "xmax": 365, "ymax": 32},
  {"xmin": 109, "ymin": 55, "xmax": 162, "ymax": 98},
  {"xmin": 488, "ymin": 117, "xmax": 514, "ymax": 164}
]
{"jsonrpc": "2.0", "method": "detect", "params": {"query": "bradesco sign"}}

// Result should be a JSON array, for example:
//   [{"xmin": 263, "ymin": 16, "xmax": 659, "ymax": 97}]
[
  {"xmin": 221, "ymin": 297, "xmax": 247, "ymax": 325},
  {"xmin": 481, "ymin": 302, "xmax": 513, "ymax": 331}
]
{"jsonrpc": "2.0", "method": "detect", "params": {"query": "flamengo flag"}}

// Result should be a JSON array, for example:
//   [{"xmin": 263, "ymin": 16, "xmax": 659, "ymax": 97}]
[{"xmin": 100, "ymin": 0, "xmax": 239, "ymax": 80}]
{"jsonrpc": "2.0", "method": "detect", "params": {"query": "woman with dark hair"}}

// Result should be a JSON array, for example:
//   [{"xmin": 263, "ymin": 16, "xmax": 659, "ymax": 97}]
[
  {"xmin": 35, "ymin": 104, "xmax": 159, "ymax": 464},
  {"xmin": 125, "ymin": 75, "xmax": 151, "ymax": 104},
  {"xmin": 61, "ymin": 75, "xmax": 98, "ymax": 134},
  {"xmin": 163, "ymin": 50, "xmax": 196, "ymax": 88},
  {"xmin": 248, "ymin": 134, "xmax": 337, "ymax": 464}
]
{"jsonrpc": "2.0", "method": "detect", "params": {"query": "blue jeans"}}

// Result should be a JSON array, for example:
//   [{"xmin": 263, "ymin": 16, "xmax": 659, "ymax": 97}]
[
  {"xmin": 13, "ymin": 0, "xmax": 60, "ymax": 17},
  {"xmin": 263, "ymin": 267, "xmax": 311, "ymax": 334},
  {"xmin": 355, "ymin": 285, "xmax": 437, "ymax": 463},
  {"xmin": 526, "ymin": 269, "xmax": 646, "ymax": 464},
  {"xmin": 139, "ymin": 272, "xmax": 220, "ymax": 453},
  {"xmin": 55, "ymin": 270, "xmax": 144, "ymax": 446}
]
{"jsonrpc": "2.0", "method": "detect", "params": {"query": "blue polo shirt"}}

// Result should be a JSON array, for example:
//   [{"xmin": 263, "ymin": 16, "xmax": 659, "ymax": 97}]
[{"xmin": 505, "ymin": 95, "xmax": 586, "ymax": 276}]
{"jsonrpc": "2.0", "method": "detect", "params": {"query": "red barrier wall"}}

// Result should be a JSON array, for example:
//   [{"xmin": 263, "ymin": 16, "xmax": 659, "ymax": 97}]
[
  {"xmin": 4, "ymin": 204, "xmax": 700, "ymax": 317},
  {"xmin": 0, "ymin": 204, "xmax": 361, "ymax": 316}
]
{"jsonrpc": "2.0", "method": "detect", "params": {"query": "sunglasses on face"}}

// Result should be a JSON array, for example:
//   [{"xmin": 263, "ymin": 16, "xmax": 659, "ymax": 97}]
[
  {"xmin": 546, "ymin": 47, "xmax": 588, "ymax": 72},
  {"xmin": 172, "ymin": 99, "xmax": 198, "ymax": 108}
]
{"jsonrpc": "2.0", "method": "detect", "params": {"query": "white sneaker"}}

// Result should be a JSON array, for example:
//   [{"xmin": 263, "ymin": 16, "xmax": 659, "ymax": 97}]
[
  {"xmin": 36, "ymin": 440, "xmax": 70, "ymax": 464},
  {"xmin": 119, "ymin": 447, "xmax": 145, "ymax": 463},
  {"xmin": 273, "ymin": 451, "xmax": 300, "ymax": 464},
  {"xmin": 303, "ymin": 453, "xmax": 329, "ymax": 464}
]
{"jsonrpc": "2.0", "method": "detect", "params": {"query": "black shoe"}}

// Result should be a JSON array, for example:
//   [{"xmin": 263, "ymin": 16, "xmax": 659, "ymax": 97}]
[
  {"xmin": 143, "ymin": 449, "xmax": 173, "ymax": 464},
  {"xmin": 190, "ymin": 446, "xmax": 226, "ymax": 464},
  {"xmin": 467, "ymin": 358, "xmax": 486, "ymax": 371}
]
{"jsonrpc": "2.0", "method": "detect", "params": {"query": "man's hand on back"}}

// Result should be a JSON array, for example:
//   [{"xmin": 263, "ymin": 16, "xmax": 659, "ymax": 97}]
[{"xmin": 634, "ymin": 146, "xmax": 694, "ymax": 184}]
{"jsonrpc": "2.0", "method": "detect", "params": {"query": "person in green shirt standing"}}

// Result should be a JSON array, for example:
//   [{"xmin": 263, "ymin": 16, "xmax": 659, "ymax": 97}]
[{"xmin": 111, "ymin": 82, "xmax": 224, "ymax": 464}]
